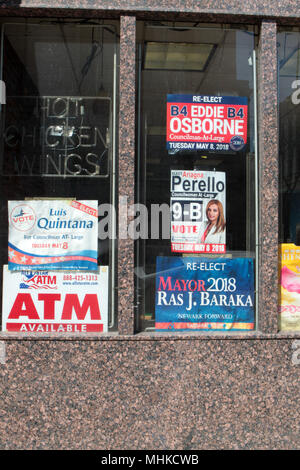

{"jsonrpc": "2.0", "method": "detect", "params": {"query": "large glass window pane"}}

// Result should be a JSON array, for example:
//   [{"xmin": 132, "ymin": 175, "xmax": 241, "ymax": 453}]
[
  {"xmin": 278, "ymin": 28, "xmax": 300, "ymax": 331},
  {"xmin": 136, "ymin": 22, "xmax": 258, "ymax": 333},
  {"xmin": 0, "ymin": 20, "xmax": 119, "ymax": 333}
]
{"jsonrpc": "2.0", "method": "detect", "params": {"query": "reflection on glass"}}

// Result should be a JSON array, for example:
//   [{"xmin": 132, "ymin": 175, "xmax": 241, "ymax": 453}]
[
  {"xmin": 144, "ymin": 42, "xmax": 216, "ymax": 71},
  {"xmin": 0, "ymin": 20, "xmax": 119, "ymax": 328},
  {"xmin": 136, "ymin": 22, "xmax": 257, "ymax": 332},
  {"xmin": 278, "ymin": 30, "xmax": 300, "ymax": 332}
]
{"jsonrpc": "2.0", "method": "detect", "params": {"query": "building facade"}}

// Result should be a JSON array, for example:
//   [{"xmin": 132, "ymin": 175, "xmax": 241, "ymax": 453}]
[{"xmin": 0, "ymin": 1, "xmax": 299, "ymax": 449}]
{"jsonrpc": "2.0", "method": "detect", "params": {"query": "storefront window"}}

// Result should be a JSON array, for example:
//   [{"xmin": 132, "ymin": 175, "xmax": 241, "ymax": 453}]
[
  {"xmin": 0, "ymin": 20, "xmax": 119, "ymax": 333},
  {"xmin": 136, "ymin": 22, "xmax": 258, "ymax": 332},
  {"xmin": 278, "ymin": 28, "xmax": 300, "ymax": 331}
]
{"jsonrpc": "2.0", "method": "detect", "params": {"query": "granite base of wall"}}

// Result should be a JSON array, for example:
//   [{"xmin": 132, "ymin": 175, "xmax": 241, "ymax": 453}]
[{"xmin": 0, "ymin": 339, "xmax": 299, "ymax": 449}]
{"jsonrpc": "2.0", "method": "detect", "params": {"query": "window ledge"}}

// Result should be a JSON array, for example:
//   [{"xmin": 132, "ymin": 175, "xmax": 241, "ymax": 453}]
[{"xmin": 0, "ymin": 330, "xmax": 299, "ymax": 341}]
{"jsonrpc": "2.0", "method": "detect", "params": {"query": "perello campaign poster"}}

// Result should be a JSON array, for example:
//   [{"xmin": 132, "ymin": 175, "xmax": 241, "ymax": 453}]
[
  {"xmin": 279, "ymin": 244, "xmax": 300, "ymax": 331},
  {"xmin": 2, "ymin": 266, "xmax": 108, "ymax": 333},
  {"xmin": 166, "ymin": 94, "xmax": 248, "ymax": 152},
  {"xmin": 155, "ymin": 256, "xmax": 254, "ymax": 331},
  {"xmin": 171, "ymin": 170, "xmax": 226, "ymax": 254},
  {"xmin": 8, "ymin": 200, "xmax": 98, "ymax": 271}
]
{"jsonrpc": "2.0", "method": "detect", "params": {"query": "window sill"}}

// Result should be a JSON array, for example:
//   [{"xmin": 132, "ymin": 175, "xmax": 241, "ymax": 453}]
[{"xmin": 0, "ymin": 330, "xmax": 299, "ymax": 341}]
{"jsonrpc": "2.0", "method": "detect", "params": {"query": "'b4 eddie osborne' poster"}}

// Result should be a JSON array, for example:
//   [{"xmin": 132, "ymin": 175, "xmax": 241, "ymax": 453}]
[
  {"xmin": 166, "ymin": 94, "xmax": 248, "ymax": 152},
  {"xmin": 155, "ymin": 256, "xmax": 254, "ymax": 331}
]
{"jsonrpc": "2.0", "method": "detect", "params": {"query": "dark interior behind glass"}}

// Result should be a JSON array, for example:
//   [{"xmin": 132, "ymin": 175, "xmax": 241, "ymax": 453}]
[{"xmin": 136, "ymin": 22, "xmax": 257, "ymax": 331}]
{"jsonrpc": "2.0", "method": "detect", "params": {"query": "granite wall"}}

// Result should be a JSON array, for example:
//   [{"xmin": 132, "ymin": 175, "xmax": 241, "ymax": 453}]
[{"xmin": 0, "ymin": 338, "xmax": 299, "ymax": 449}]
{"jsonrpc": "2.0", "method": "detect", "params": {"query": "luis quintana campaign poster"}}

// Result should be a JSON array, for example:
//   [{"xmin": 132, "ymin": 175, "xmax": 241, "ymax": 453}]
[{"xmin": 8, "ymin": 199, "xmax": 98, "ymax": 271}]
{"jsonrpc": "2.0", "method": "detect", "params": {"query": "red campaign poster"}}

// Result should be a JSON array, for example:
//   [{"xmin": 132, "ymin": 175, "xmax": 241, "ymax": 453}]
[{"xmin": 166, "ymin": 94, "xmax": 248, "ymax": 152}]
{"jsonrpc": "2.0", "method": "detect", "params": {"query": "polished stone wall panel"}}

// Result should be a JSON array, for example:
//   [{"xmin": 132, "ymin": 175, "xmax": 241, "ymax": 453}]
[
  {"xmin": 1, "ymin": 1, "xmax": 300, "ymax": 20},
  {"xmin": 258, "ymin": 22, "xmax": 279, "ymax": 333},
  {"xmin": 118, "ymin": 16, "xmax": 136, "ymax": 335},
  {"xmin": 0, "ymin": 339, "xmax": 299, "ymax": 449}
]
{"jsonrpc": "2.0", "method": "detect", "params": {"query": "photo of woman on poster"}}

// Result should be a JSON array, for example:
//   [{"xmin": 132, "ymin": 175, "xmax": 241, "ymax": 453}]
[{"xmin": 199, "ymin": 199, "xmax": 226, "ymax": 244}]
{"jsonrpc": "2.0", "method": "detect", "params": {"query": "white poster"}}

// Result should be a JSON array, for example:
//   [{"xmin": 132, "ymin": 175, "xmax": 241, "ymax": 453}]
[
  {"xmin": 171, "ymin": 170, "xmax": 226, "ymax": 254},
  {"xmin": 8, "ymin": 200, "xmax": 98, "ymax": 271},
  {"xmin": 2, "ymin": 266, "xmax": 108, "ymax": 333}
]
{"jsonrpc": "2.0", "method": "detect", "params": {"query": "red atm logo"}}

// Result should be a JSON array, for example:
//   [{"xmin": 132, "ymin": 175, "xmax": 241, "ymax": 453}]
[
  {"xmin": 6, "ymin": 293, "xmax": 103, "ymax": 332},
  {"xmin": 20, "ymin": 273, "xmax": 57, "ymax": 290}
]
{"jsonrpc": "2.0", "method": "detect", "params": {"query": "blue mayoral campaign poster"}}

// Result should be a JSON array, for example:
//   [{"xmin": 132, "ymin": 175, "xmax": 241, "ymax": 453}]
[{"xmin": 155, "ymin": 256, "xmax": 255, "ymax": 331}]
